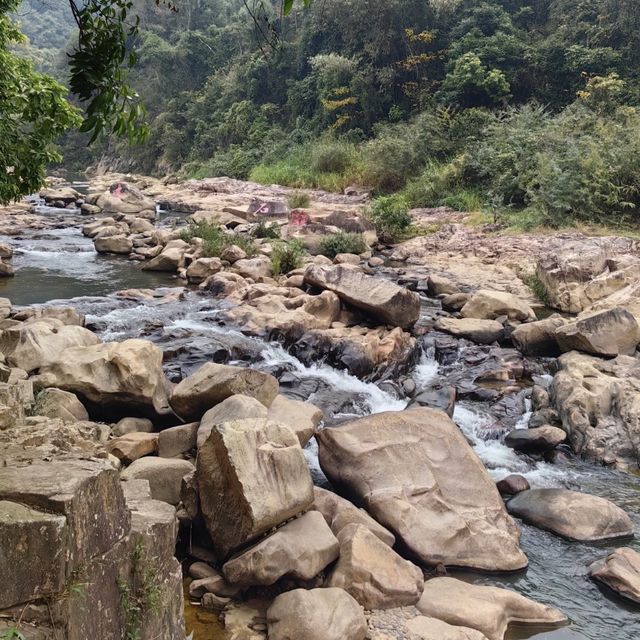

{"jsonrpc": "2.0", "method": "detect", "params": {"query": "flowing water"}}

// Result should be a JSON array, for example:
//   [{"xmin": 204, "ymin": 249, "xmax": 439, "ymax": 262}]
[{"xmin": 6, "ymin": 208, "xmax": 639, "ymax": 639}]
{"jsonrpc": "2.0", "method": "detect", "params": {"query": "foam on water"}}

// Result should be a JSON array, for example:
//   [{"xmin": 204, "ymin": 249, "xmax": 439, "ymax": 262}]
[
  {"xmin": 412, "ymin": 350, "xmax": 440, "ymax": 388},
  {"xmin": 454, "ymin": 403, "xmax": 572, "ymax": 487},
  {"xmin": 260, "ymin": 342, "xmax": 407, "ymax": 416}
]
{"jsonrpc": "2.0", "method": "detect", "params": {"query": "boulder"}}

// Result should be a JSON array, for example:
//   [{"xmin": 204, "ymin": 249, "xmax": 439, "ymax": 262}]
[
  {"xmin": 554, "ymin": 307, "xmax": 640, "ymax": 357},
  {"xmin": 0, "ymin": 297, "xmax": 11, "ymax": 319},
  {"xmin": 0, "ymin": 319, "xmax": 100, "ymax": 373},
  {"xmin": 112, "ymin": 416, "xmax": 154, "ymax": 436},
  {"xmin": 417, "ymin": 577, "xmax": 567, "ymax": 640},
  {"xmin": 120, "ymin": 457, "xmax": 194, "ymax": 505},
  {"xmin": 304, "ymin": 264, "xmax": 420, "ymax": 329},
  {"xmin": 267, "ymin": 588, "xmax": 367, "ymax": 640},
  {"xmin": 326, "ymin": 523, "xmax": 424, "ymax": 609},
  {"xmin": 32, "ymin": 388, "xmax": 89, "ymax": 422},
  {"xmin": 507, "ymin": 488, "xmax": 634, "ymax": 541},
  {"xmin": 157, "ymin": 422, "xmax": 198, "ymax": 457},
  {"xmin": 197, "ymin": 394, "xmax": 268, "ymax": 449},
  {"xmin": 197, "ymin": 418, "xmax": 313, "ymax": 557},
  {"xmin": 12, "ymin": 305, "xmax": 84, "ymax": 326},
  {"xmin": 0, "ymin": 500, "xmax": 67, "ymax": 609},
  {"xmin": 510, "ymin": 316, "xmax": 566, "ymax": 356},
  {"xmin": 0, "ymin": 459, "xmax": 130, "ymax": 578},
  {"xmin": 186, "ymin": 257, "xmax": 223, "ymax": 284},
  {"xmin": 587, "ymin": 547, "xmax": 640, "ymax": 604},
  {"xmin": 267, "ymin": 394, "xmax": 324, "ymax": 446},
  {"xmin": 233, "ymin": 256, "xmax": 273, "ymax": 280},
  {"xmin": 410, "ymin": 384, "xmax": 456, "ymax": 418},
  {"xmin": 0, "ymin": 260, "xmax": 14, "ymax": 277},
  {"xmin": 495, "ymin": 474, "xmax": 530, "ymax": 497},
  {"xmin": 550, "ymin": 352, "xmax": 640, "ymax": 470},
  {"xmin": 220, "ymin": 244, "xmax": 247, "ymax": 263},
  {"xmin": 34, "ymin": 339, "xmax": 172, "ymax": 421},
  {"xmin": 504, "ymin": 425, "xmax": 566, "ymax": 453},
  {"xmin": 94, "ymin": 234, "xmax": 134, "ymax": 255},
  {"xmin": 312, "ymin": 486, "xmax": 395, "ymax": 546},
  {"xmin": 434, "ymin": 317, "xmax": 504, "ymax": 345},
  {"xmin": 142, "ymin": 245, "xmax": 187, "ymax": 272},
  {"xmin": 95, "ymin": 182, "xmax": 156, "ymax": 217},
  {"xmin": 107, "ymin": 432, "xmax": 158, "ymax": 463},
  {"xmin": 461, "ymin": 290, "xmax": 536, "ymax": 322},
  {"xmin": 223, "ymin": 511, "xmax": 339, "ymax": 587},
  {"xmin": 317, "ymin": 408, "xmax": 528, "ymax": 571},
  {"xmin": 170, "ymin": 362, "xmax": 278, "ymax": 422},
  {"xmin": 40, "ymin": 186, "xmax": 80, "ymax": 203},
  {"xmin": 404, "ymin": 616, "xmax": 488, "ymax": 640},
  {"xmin": 427, "ymin": 275, "xmax": 459, "ymax": 296}
]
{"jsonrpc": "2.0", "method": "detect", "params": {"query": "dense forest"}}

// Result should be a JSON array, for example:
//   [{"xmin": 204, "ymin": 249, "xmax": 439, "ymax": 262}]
[{"xmin": 17, "ymin": 0, "xmax": 640, "ymax": 228}]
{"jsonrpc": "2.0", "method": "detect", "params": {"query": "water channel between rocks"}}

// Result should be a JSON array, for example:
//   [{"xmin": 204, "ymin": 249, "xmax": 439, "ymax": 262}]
[{"xmin": 6, "ymin": 204, "xmax": 639, "ymax": 640}]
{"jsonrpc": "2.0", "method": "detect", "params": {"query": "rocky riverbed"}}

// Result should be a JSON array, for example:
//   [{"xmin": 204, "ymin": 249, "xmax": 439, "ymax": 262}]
[{"xmin": 1, "ymin": 174, "xmax": 639, "ymax": 640}]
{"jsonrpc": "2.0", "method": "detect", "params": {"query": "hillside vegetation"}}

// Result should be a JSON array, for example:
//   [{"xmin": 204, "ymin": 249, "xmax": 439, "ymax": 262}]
[{"xmin": 29, "ymin": 0, "xmax": 640, "ymax": 228}]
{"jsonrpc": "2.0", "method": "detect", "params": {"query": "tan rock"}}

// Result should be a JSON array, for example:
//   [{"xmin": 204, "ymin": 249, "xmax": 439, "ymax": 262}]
[
  {"xmin": 34, "ymin": 339, "xmax": 172, "ymax": 421},
  {"xmin": 267, "ymin": 394, "xmax": 323, "ymax": 446},
  {"xmin": 233, "ymin": 256, "xmax": 272, "ymax": 280},
  {"xmin": 555, "ymin": 307, "xmax": 640, "ymax": 357},
  {"xmin": 461, "ymin": 290, "xmax": 536, "ymax": 322},
  {"xmin": 223, "ymin": 511, "xmax": 339, "ymax": 587},
  {"xmin": 504, "ymin": 425, "xmax": 566, "ymax": 453},
  {"xmin": 197, "ymin": 394, "xmax": 268, "ymax": 449},
  {"xmin": 507, "ymin": 488, "xmax": 634, "ymax": 541},
  {"xmin": 94, "ymin": 234, "xmax": 134, "ymax": 254},
  {"xmin": 34, "ymin": 388, "xmax": 89, "ymax": 422},
  {"xmin": 404, "ymin": 616, "xmax": 488, "ymax": 640},
  {"xmin": 170, "ymin": 362, "xmax": 278, "ymax": 421},
  {"xmin": 317, "ymin": 408, "xmax": 528, "ymax": 572},
  {"xmin": 112, "ymin": 416, "xmax": 154, "ymax": 436},
  {"xmin": 434, "ymin": 317, "xmax": 503, "ymax": 344},
  {"xmin": 107, "ymin": 432, "xmax": 158, "ymax": 462},
  {"xmin": 550, "ymin": 352, "xmax": 640, "ymax": 469},
  {"xmin": 312, "ymin": 486, "xmax": 395, "ymax": 546},
  {"xmin": 157, "ymin": 422, "xmax": 198, "ymax": 457},
  {"xmin": 0, "ymin": 319, "xmax": 100, "ymax": 373},
  {"xmin": 587, "ymin": 547, "xmax": 640, "ymax": 604},
  {"xmin": 142, "ymin": 245, "xmax": 187, "ymax": 271},
  {"xmin": 197, "ymin": 418, "xmax": 313, "ymax": 557},
  {"xmin": 186, "ymin": 257, "xmax": 223, "ymax": 284},
  {"xmin": 120, "ymin": 457, "xmax": 194, "ymax": 505},
  {"xmin": 510, "ymin": 316, "xmax": 566, "ymax": 356},
  {"xmin": 326, "ymin": 523, "xmax": 423, "ymax": 609},
  {"xmin": 267, "ymin": 588, "xmax": 367, "ymax": 640},
  {"xmin": 417, "ymin": 577, "xmax": 567, "ymax": 640}
]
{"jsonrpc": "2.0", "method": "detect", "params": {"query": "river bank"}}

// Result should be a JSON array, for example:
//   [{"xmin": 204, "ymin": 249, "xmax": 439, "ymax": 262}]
[{"xmin": 1, "ymin": 174, "xmax": 639, "ymax": 640}]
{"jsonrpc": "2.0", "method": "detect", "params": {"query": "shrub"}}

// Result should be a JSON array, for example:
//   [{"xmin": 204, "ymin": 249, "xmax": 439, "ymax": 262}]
[
  {"xmin": 310, "ymin": 140, "xmax": 353, "ymax": 174},
  {"xmin": 318, "ymin": 231, "xmax": 368, "ymax": 258},
  {"xmin": 271, "ymin": 239, "xmax": 306, "ymax": 275},
  {"xmin": 367, "ymin": 195, "xmax": 412, "ymax": 243},
  {"xmin": 287, "ymin": 191, "xmax": 311, "ymax": 209},
  {"xmin": 252, "ymin": 220, "xmax": 281, "ymax": 239},
  {"xmin": 180, "ymin": 221, "xmax": 256, "ymax": 257},
  {"xmin": 360, "ymin": 135, "xmax": 417, "ymax": 192}
]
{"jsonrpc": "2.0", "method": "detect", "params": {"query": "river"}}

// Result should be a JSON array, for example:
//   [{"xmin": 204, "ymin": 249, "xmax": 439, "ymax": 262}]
[{"xmin": 4, "ymin": 196, "xmax": 639, "ymax": 639}]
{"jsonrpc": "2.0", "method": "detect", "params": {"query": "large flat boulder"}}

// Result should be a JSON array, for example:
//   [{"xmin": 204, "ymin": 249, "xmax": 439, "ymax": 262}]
[
  {"xmin": 317, "ymin": 408, "xmax": 528, "ymax": 571},
  {"xmin": 434, "ymin": 317, "xmax": 504, "ymax": 344},
  {"xmin": 120, "ymin": 457, "xmax": 194, "ymax": 505},
  {"xmin": 197, "ymin": 418, "xmax": 313, "ymax": 557},
  {"xmin": 0, "ymin": 319, "xmax": 100, "ymax": 373},
  {"xmin": 170, "ymin": 362, "xmax": 278, "ymax": 422},
  {"xmin": 504, "ymin": 425, "xmax": 566, "ymax": 453},
  {"xmin": 326, "ymin": 523, "xmax": 424, "ymax": 609},
  {"xmin": 461, "ymin": 290, "xmax": 536, "ymax": 322},
  {"xmin": 554, "ymin": 307, "xmax": 640, "ymax": 357},
  {"xmin": 95, "ymin": 182, "xmax": 156, "ymax": 217},
  {"xmin": 223, "ymin": 511, "xmax": 339, "ymax": 587},
  {"xmin": 507, "ymin": 488, "xmax": 634, "ymax": 541},
  {"xmin": 267, "ymin": 588, "xmax": 367, "ymax": 640},
  {"xmin": 587, "ymin": 547, "xmax": 640, "ymax": 604},
  {"xmin": 417, "ymin": 577, "xmax": 567, "ymax": 640},
  {"xmin": 312, "ymin": 486, "xmax": 395, "ymax": 546},
  {"xmin": 33, "ymin": 338, "xmax": 172, "ymax": 421},
  {"xmin": 304, "ymin": 264, "xmax": 420, "ymax": 328}
]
